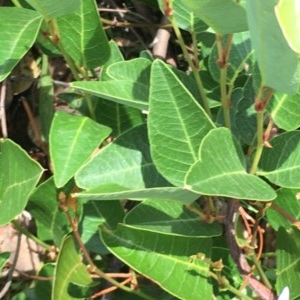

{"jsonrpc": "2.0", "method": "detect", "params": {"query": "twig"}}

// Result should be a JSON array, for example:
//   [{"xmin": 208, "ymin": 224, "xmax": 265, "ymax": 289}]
[
  {"xmin": 0, "ymin": 80, "xmax": 8, "ymax": 138},
  {"xmin": 225, "ymin": 199, "xmax": 275, "ymax": 300}
]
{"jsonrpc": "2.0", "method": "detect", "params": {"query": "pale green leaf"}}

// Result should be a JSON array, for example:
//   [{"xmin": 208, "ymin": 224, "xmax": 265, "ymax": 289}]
[
  {"xmin": 275, "ymin": 0, "xmax": 300, "ymax": 54},
  {"xmin": 71, "ymin": 80, "xmax": 149, "ymax": 110},
  {"xmin": 257, "ymin": 131, "xmax": 300, "ymax": 188},
  {"xmin": 101, "ymin": 224, "xmax": 213, "ymax": 299},
  {"xmin": 276, "ymin": 227, "xmax": 300, "ymax": 300},
  {"xmin": 0, "ymin": 139, "xmax": 43, "ymax": 225},
  {"xmin": 183, "ymin": 0, "xmax": 248, "ymax": 34},
  {"xmin": 76, "ymin": 184, "xmax": 199, "ymax": 204},
  {"xmin": 124, "ymin": 198, "xmax": 222, "ymax": 237},
  {"xmin": 149, "ymin": 60, "xmax": 215, "ymax": 187},
  {"xmin": 56, "ymin": 0, "xmax": 110, "ymax": 69},
  {"xmin": 0, "ymin": 7, "xmax": 43, "ymax": 81},
  {"xmin": 246, "ymin": 0, "xmax": 299, "ymax": 94},
  {"xmin": 52, "ymin": 235, "xmax": 93, "ymax": 300},
  {"xmin": 24, "ymin": 0, "xmax": 80, "ymax": 18},
  {"xmin": 266, "ymin": 188, "xmax": 300, "ymax": 231},
  {"xmin": 50, "ymin": 111, "xmax": 111, "ymax": 188},
  {"xmin": 185, "ymin": 128, "xmax": 276, "ymax": 200},
  {"xmin": 267, "ymin": 91, "xmax": 300, "ymax": 131}
]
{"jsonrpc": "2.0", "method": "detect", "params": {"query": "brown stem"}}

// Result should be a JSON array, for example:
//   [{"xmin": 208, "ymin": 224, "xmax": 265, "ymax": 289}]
[{"xmin": 225, "ymin": 199, "xmax": 275, "ymax": 300}]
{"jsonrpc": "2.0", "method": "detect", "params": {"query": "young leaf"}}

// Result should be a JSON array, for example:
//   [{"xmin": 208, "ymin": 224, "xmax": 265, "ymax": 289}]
[
  {"xmin": 275, "ymin": 0, "xmax": 300, "ymax": 54},
  {"xmin": 149, "ymin": 60, "xmax": 215, "ymax": 187},
  {"xmin": 50, "ymin": 111, "xmax": 111, "ymax": 188},
  {"xmin": 24, "ymin": 0, "xmax": 80, "ymax": 18},
  {"xmin": 0, "ymin": 7, "xmax": 43, "ymax": 81},
  {"xmin": 257, "ymin": 131, "xmax": 300, "ymax": 188},
  {"xmin": 56, "ymin": 0, "xmax": 110, "ymax": 69},
  {"xmin": 101, "ymin": 224, "xmax": 213, "ymax": 299},
  {"xmin": 185, "ymin": 128, "xmax": 276, "ymax": 201},
  {"xmin": 52, "ymin": 235, "xmax": 93, "ymax": 300},
  {"xmin": 124, "ymin": 198, "xmax": 222, "ymax": 237},
  {"xmin": 246, "ymin": 0, "xmax": 299, "ymax": 94},
  {"xmin": 0, "ymin": 139, "xmax": 44, "ymax": 225}
]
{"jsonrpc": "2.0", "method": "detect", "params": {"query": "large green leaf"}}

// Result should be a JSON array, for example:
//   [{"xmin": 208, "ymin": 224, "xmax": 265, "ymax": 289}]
[
  {"xmin": 275, "ymin": 0, "xmax": 300, "ymax": 54},
  {"xmin": 246, "ymin": 0, "xmax": 299, "ymax": 94},
  {"xmin": 52, "ymin": 235, "xmax": 93, "ymax": 300},
  {"xmin": 149, "ymin": 60, "xmax": 215, "ymax": 187},
  {"xmin": 0, "ymin": 139, "xmax": 43, "ymax": 225},
  {"xmin": 276, "ymin": 227, "xmax": 300, "ymax": 300},
  {"xmin": 0, "ymin": 7, "xmax": 43, "ymax": 81},
  {"xmin": 257, "ymin": 131, "xmax": 300, "ymax": 188},
  {"xmin": 124, "ymin": 198, "xmax": 222, "ymax": 237},
  {"xmin": 24, "ymin": 0, "xmax": 80, "ymax": 18},
  {"xmin": 266, "ymin": 188, "xmax": 300, "ymax": 231},
  {"xmin": 71, "ymin": 80, "xmax": 149, "ymax": 110},
  {"xmin": 50, "ymin": 111, "xmax": 111, "ymax": 188},
  {"xmin": 101, "ymin": 224, "xmax": 213, "ymax": 299},
  {"xmin": 76, "ymin": 185, "xmax": 199, "ymax": 204},
  {"xmin": 56, "ymin": 0, "xmax": 110, "ymax": 69},
  {"xmin": 267, "ymin": 91, "xmax": 300, "ymax": 131},
  {"xmin": 183, "ymin": 0, "xmax": 248, "ymax": 34},
  {"xmin": 185, "ymin": 128, "xmax": 276, "ymax": 200},
  {"xmin": 75, "ymin": 124, "xmax": 169, "ymax": 190},
  {"xmin": 28, "ymin": 177, "xmax": 70, "ymax": 246}
]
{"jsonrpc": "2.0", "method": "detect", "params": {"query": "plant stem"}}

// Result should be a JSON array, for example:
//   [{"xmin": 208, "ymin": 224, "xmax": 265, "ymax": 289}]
[
  {"xmin": 169, "ymin": 16, "xmax": 212, "ymax": 119},
  {"xmin": 11, "ymin": 220, "xmax": 53, "ymax": 252},
  {"xmin": 251, "ymin": 255, "xmax": 272, "ymax": 290}
]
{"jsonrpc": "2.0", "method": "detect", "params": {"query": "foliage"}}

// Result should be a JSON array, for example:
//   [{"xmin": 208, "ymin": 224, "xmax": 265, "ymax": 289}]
[{"xmin": 0, "ymin": 0, "xmax": 300, "ymax": 299}]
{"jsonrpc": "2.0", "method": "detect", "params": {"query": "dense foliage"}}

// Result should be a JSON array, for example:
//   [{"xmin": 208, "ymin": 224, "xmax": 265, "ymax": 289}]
[{"xmin": 0, "ymin": 0, "xmax": 300, "ymax": 299}]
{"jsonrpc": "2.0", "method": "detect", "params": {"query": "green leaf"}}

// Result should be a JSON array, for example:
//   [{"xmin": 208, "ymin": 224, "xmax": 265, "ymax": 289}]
[
  {"xmin": 38, "ymin": 55, "xmax": 55, "ymax": 141},
  {"xmin": 101, "ymin": 224, "xmax": 213, "ymax": 299},
  {"xmin": 76, "ymin": 185, "xmax": 199, "ymax": 204},
  {"xmin": 50, "ymin": 111, "xmax": 111, "ymax": 188},
  {"xmin": 246, "ymin": 0, "xmax": 299, "ymax": 94},
  {"xmin": 24, "ymin": 0, "xmax": 80, "ymax": 18},
  {"xmin": 28, "ymin": 177, "xmax": 70, "ymax": 246},
  {"xmin": 171, "ymin": 1, "xmax": 208, "ymax": 33},
  {"xmin": 52, "ymin": 235, "xmax": 93, "ymax": 300},
  {"xmin": 0, "ymin": 7, "xmax": 43, "ymax": 81},
  {"xmin": 75, "ymin": 124, "xmax": 170, "ymax": 191},
  {"xmin": 125, "ymin": 198, "xmax": 222, "ymax": 237},
  {"xmin": 71, "ymin": 80, "xmax": 149, "ymax": 110},
  {"xmin": 0, "ymin": 252, "xmax": 10, "ymax": 272},
  {"xmin": 56, "ymin": 0, "xmax": 110, "ymax": 69},
  {"xmin": 79, "ymin": 200, "xmax": 125, "ymax": 253},
  {"xmin": 0, "ymin": 139, "xmax": 43, "ymax": 225},
  {"xmin": 149, "ymin": 60, "xmax": 215, "ymax": 187},
  {"xmin": 266, "ymin": 188, "xmax": 300, "ymax": 231},
  {"xmin": 267, "ymin": 90, "xmax": 300, "ymax": 131},
  {"xmin": 276, "ymin": 227, "xmax": 300, "ymax": 300},
  {"xmin": 183, "ymin": 0, "xmax": 248, "ymax": 34},
  {"xmin": 185, "ymin": 128, "xmax": 276, "ymax": 200},
  {"xmin": 257, "ymin": 131, "xmax": 300, "ymax": 188},
  {"xmin": 275, "ymin": 0, "xmax": 300, "ymax": 54}
]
